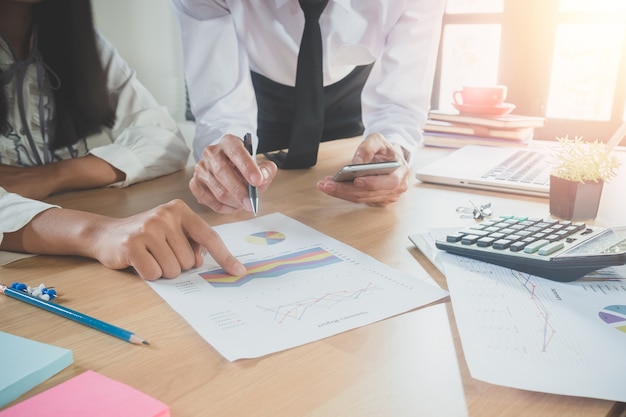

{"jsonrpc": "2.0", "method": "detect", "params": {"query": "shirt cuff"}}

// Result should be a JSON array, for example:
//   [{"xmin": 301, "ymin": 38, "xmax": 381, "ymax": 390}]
[{"xmin": 0, "ymin": 189, "xmax": 59, "ymax": 263}]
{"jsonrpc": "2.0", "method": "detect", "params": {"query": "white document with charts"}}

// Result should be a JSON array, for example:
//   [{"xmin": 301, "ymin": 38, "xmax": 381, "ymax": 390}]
[
  {"xmin": 440, "ymin": 250, "xmax": 626, "ymax": 402},
  {"xmin": 147, "ymin": 213, "xmax": 448, "ymax": 361}
]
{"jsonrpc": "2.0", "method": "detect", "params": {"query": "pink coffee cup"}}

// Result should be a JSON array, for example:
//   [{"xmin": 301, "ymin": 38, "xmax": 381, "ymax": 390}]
[{"xmin": 453, "ymin": 85, "xmax": 507, "ymax": 106}]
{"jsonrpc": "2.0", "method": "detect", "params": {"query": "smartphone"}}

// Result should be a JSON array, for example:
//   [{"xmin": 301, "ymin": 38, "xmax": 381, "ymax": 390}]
[{"xmin": 332, "ymin": 160, "xmax": 401, "ymax": 182}]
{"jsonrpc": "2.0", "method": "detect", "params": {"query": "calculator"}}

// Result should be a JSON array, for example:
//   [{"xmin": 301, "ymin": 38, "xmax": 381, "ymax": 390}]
[{"xmin": 435, "ymin": 215, "xmax": 626, "ymax": 282}]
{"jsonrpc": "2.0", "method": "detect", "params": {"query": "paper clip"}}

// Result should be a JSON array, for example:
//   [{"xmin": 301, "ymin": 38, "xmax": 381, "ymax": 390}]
[
  {"xmin": 10, "ymin": 282, "xmax": 57, "ymax": 301},
  {"xmin": 456, "ymin": 201, "xmax": 492, "ymax": 220}
]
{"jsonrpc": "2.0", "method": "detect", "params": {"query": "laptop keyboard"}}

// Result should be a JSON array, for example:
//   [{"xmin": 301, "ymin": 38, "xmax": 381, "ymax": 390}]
[{"xmin": 481, "ymin": 150, "xmax": 551, "ymax": 185}]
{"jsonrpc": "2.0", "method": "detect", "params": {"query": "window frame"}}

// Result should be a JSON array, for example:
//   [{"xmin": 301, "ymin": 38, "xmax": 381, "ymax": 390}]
[{"xmin": 431, "ymin": 0, "xmax": 626, "ymax": 143}]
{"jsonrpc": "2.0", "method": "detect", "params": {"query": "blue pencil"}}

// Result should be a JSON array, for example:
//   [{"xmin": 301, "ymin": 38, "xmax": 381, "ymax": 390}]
[{"xmin": 0, "ymin": 284, "xmax": 149, "ymax": 345}]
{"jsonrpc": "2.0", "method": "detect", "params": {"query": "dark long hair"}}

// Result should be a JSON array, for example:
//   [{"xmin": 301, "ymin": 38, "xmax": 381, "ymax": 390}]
[{"xmin": 0, "ymin": 0, "xmax": 115, "ymax": 149}]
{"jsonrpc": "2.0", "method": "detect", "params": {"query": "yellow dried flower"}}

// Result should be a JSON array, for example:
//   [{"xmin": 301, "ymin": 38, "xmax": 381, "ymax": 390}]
[{"xmin": 551, "ymin": 135, "xmax": 621, "ymax": 183}]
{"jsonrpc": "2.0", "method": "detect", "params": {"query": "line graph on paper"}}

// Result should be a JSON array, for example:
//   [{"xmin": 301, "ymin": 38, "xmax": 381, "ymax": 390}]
[
  {"xmin": 454, "ymin": 256, "xmax": 585, "ymax": 364},
  {"xmin": 510, "ymin": 270, "xmax": 557, "ymax": 352},
  {"xmin": 258, "ymin": 282, "xmax": 383, "ymax": 324}
]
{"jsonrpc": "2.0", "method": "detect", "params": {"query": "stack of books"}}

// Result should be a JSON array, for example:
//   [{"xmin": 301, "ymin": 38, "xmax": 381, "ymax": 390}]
[{"xmin": 422, "ymin": 110, "xmax": 546, "ymax": 149}]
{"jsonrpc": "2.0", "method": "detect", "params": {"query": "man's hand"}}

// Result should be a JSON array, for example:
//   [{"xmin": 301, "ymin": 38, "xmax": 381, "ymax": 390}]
[
  {"xmin": 189, "ymin": 134, "xmax": 277, "ymax": 213},
  {"xmin": 316, "ymin": 133, "xmax": 409, "ymax": 207}
]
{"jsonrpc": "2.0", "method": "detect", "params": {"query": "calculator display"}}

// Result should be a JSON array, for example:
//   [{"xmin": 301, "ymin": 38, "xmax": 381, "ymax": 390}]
[
  {"xmin": 604, "ymin": 238, "xmax": 626, "ymax": 254},
  {"xmin": 561, "ymin": 227, "xmax": 626, "ymax": 257}
]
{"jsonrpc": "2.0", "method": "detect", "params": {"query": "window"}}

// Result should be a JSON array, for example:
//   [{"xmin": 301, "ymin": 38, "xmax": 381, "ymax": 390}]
[{"xmin": 432, "ymin": 0, "xmax": 626, "ymax": 143}]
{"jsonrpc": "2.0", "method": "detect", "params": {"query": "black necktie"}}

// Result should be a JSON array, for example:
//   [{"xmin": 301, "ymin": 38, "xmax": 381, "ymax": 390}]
[{"xmin": 266, "ymin": 0, "xmax": 328, "ymax": 169}]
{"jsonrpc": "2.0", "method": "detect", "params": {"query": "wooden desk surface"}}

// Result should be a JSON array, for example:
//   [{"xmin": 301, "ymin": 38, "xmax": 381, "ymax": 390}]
[{"xmin": 1, "ymin": 138, "xmax": 624, "ymax": 416}]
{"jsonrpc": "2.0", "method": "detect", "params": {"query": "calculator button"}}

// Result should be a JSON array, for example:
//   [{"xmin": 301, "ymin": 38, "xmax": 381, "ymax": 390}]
[
  {"xmin": 563, "ymin": 226, "xmax": 578, "ymax": 234},
  {"xmin": 477, "ymin": 237, "xmax": 496, "ymax": 247},
  {"xmin": 510, "ymin": 241, "xmax": 527, "ymax": 252},
  {"xmin": 554, "ymin": 230, "xmax": 570, "ymax": 239},
  {"xmin": 520, "ymin": 219, "xmax": 540, "ymax": 227},
  {"xmin": 461, "ymin": 235, "xmax": 480, "ymax": 245},
  {"xmin": 507, "ymin": 234, "xmax": 523, "ymax": 242},
  {"xmin": 538, "ymin": 241, "xmax": 565, "ymax": 255},
  {"xmin": 493, "ymin": 239, "xmax": 512, "ymax": 250},
  {"xmin": 544, "ymin": 234, "xmax": 561, "ymax": 242},
  {"xmin": 446, "ymin": 233, "xmax": 464, "ymax": 243},
  {"xmin": 460, "ymin": 228, "xmax": 489, "ymax": 237},
  {"xmin": 524, "ymin": 239, "xmax": 549, "ymax": 253},
  {"xmin": 468, "ymin": 224, "xmax": 487, "ymax": 230}
]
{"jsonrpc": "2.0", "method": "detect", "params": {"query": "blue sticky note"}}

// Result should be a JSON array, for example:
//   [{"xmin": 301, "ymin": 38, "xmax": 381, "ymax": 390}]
[{"xmin": 0, "ymin": 332, "xmax": 73, "ymax": 408}]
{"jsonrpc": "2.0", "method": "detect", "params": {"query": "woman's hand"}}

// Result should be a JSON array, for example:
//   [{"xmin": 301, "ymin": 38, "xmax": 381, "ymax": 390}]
[
  {"xmin": 89, "ymin": 199, "xmax": 247, "ymax": 280},
  {"xmin": 0, "ymin": 155, "xmax": 125, "ymax": 199},
  {"xmin": 1, "ymin": 199, "xmax": 247, "ymax": 281}
]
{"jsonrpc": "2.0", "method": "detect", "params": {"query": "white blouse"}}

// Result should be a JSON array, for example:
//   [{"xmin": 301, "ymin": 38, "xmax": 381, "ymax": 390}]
[{"xmin": 0, "ymin": 31, "xmax": 190, "ymax": 254}]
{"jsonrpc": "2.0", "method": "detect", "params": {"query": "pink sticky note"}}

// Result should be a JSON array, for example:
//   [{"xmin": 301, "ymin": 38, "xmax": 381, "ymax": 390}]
[{"xmin": 0, "ymin": 370, "xmax": 169, "ymax": 417}]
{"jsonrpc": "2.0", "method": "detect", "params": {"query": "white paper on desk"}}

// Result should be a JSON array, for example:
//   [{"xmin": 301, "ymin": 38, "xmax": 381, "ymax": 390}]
[
  {"xmin": 0, "ymin": 251, "xmax": 36, "ymax": 266},
  {"xmin": 147, "ymin": 213, "xmax": 448, "ymax": 361},
  {"xmin": 440, "ymin": 250, "xmax": 626, "ymax": 402}
]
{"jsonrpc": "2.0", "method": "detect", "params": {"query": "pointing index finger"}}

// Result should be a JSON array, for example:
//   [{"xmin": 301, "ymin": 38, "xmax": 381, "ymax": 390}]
[{"xmin": 184, "ymin": 213, "xmax": 246, "ymax": 277}]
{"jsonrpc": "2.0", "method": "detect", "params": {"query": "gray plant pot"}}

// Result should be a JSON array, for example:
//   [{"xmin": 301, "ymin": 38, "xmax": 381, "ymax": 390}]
[{"xmin": 549, "ymin": 175, "xmax": 604, "ymax": 221}]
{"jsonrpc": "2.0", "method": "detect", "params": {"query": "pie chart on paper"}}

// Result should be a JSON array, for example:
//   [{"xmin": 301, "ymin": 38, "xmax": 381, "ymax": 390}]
[
  {"xmin": 245, "ymin": 231, "xmax": 287, "ymax": 245},
  {"xmin": 598, "ymin": 305, "xmax": 626, "ymax": 333}
]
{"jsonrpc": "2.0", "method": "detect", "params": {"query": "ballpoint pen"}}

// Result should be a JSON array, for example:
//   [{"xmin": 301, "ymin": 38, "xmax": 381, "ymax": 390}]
[{"xmin": 243, "ymin": 132, "xmax": 259, "ymax": 215}]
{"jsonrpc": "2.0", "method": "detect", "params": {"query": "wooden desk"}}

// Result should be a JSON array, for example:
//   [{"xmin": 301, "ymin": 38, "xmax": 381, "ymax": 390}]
[{"xmin": 1, "ymin": 138, "xmax": 624, "ymax": 416}]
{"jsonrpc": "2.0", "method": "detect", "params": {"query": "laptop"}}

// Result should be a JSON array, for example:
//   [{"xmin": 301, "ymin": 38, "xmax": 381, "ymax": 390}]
[
  {"xmin": 415, "ymin": 121, "xmax": 626, "ymax": 198},
  {"xmin": 415, "ymin": 145, "xmax": 552, "ymax": 197}
]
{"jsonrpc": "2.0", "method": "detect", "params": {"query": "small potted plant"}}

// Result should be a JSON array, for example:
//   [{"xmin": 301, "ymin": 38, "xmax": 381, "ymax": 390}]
[{"xmin": 549, "ymin": 135, "xmax": 621, "ymax": 220}]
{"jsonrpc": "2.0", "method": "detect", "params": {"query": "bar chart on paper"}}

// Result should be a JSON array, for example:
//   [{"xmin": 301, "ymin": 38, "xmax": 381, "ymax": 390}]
[
  {"xmin": 200, "ymin": 247, "xmax": 342, "ymax": 286},
  {"xmin": 147, "ymin": 213, "xmax": 448, "ymax": 361}
]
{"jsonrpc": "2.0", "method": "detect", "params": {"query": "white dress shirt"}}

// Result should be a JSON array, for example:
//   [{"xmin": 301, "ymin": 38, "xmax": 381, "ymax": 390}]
[
  {"xmin": 0, "ymin": 31, "xmax": 189, "ymax": 254},
  {"xmin": 172, "ymin": 0, "xmax": 445, "ymax": 161}
]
